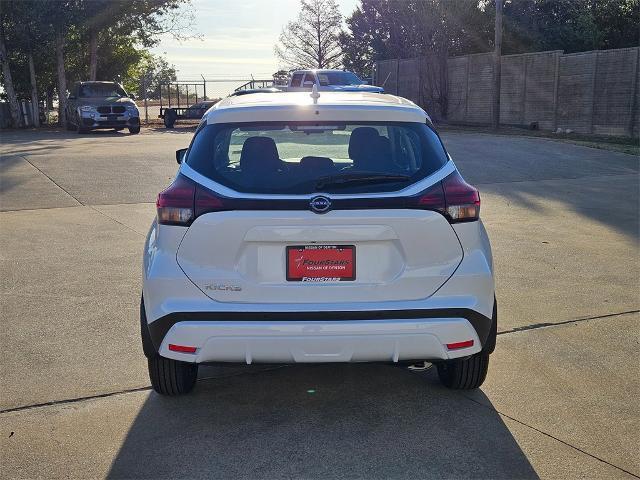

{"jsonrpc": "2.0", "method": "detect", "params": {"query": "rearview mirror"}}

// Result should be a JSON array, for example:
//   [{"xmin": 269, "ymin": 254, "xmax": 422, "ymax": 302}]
[{"xmin": 176, "ymin": 148, "xmax": 187, "ymax": 164}]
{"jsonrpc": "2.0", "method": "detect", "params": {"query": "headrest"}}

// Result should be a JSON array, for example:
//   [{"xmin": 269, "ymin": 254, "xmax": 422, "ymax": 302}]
[
  {"xmin": 348, "ymin": 127, "xmax": 380, "ymax": 161},
  {"xmin": 300, "ymin": 156, "xmax": 335, "ymax": 173},
  {"xmin": 240, "ymin": 136, "xmax": 280, "ymax": 172}
]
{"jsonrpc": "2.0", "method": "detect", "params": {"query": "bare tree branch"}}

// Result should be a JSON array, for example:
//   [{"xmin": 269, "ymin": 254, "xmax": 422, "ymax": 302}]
[{"xmin": 275, "ymin": 0, "xmax": 343, "ymax": 69}]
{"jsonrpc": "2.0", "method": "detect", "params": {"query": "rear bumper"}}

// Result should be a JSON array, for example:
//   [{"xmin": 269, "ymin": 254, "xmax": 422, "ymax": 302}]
[
  {"xmin": 147, "ymin": 308, "xmax": 493, "ymax": 364},
  {"xmin": 156, "ymin": 317, "xmax": 483, "ymax": 364}
]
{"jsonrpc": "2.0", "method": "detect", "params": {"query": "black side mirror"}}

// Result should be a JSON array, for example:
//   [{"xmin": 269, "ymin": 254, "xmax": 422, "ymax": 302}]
[
  {"xmin": 129, "ymin": 93, "xmax": 136, "ymax": 100},
  {"xmin": 176, "ymin": 148, "xmax": 187, "ymax": 164}
]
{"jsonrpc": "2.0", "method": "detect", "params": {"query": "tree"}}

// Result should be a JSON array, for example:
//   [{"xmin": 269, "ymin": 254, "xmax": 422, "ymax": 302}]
[
  {"xmin": 124, "ymin": 51, "xmax": 176, "ymax": 99},
  {"xmin": 0, "ymin": 19, "xmax": 22, "ymax": 127},
  {"xmin": 8, "ymin": 1, "xmax": 47, "ymax": 126},
  {"xmin": 500, "ymin": 0, "xmax": 640, "ymax": 54},
  {"xmin": 340, "ymin": 0, "xmax": 491, "ymax": 78},
  {"xmin": 83, "ymin": 0, "xmax": 191, "ymax": 81},
  {"xmin": 275, "ymin": 0, "xmax": 343, "ymax": 69},
  {"xmin": 339, "ymin": 0, "xmax": 490, "ymax": 117},
  {"xmin": 272, "ymin": 69, "xmax": 290, "ymax": 86},
  {"xmin": 339, "ymin": 1, "xmax": 384, "ymax": 77},
  {"xmin": 1, "ymin": 0, "xmax": 192, "ymax": 128}
]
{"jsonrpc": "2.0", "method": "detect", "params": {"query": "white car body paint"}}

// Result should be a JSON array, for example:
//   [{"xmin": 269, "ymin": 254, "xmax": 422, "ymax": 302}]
[{"xmin": 142, "ymin": 91, "xmax": 495, "ymax": 365}]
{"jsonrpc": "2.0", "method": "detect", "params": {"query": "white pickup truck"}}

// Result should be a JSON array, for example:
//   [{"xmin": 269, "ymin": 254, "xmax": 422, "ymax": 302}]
[{"xmin": 287, "ymin": 69, "xmax": 384, "ymax": 93}]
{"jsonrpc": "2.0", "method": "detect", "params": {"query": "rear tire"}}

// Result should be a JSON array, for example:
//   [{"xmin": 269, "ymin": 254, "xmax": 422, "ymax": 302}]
[
  {"xmin": 436, "ymin": 351, "xmax": 489, "ymax": 390},
  {"xmin": 148, "ymin": 355, "xmax": 198, "ymax": 396},
  {"xmin": 128, "ymin": 125, "xmax": 140, "ymax": 134}
]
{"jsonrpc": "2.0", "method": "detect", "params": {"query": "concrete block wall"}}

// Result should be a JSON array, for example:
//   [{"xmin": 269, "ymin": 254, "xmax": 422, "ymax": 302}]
[
  {"xmin": 465, "ymin": 53, "xmax": 496, "ymax": 124},
  {"xmin": 521, "ymin": 51, "xmax": 560, "ymax": 130},
  {"xmin": 446, "ymin": 56, "xmax": 468, "ymax": 122},
  {"xmin": 556, "ymin": 52, "xmax": 598, "ymax": 133},
  {"xmin": 375, "ymin": 46, "xmax": 639, "ymax": 137},
  {"xmin": 591, "ymin": 47, "xmax": 638, "ymax": 136}
]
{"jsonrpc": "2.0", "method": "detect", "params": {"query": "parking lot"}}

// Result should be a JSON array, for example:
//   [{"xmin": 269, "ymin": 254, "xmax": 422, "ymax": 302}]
[{"xmin": 0, "ymin": 127, "xmax": 638, "ymax": 479}]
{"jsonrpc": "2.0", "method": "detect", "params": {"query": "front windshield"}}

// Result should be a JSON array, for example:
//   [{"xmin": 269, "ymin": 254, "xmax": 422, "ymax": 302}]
[
  {"xmin": 318, "ymin": 72, "xmax": 363, "ymax": 86},
  {"xmin": 186, "ymin": 122, "xmax": 448, "ymax": 194},
  {"xmin": 79, "ymin": 83, "xmax": 127, "ymax": 98}
]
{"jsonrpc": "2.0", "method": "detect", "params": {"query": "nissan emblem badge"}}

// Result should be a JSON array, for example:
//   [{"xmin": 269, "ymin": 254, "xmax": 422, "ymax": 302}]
[{"xmin": 310, "ymin": 195, "xmax": 331, "ymax": 214}]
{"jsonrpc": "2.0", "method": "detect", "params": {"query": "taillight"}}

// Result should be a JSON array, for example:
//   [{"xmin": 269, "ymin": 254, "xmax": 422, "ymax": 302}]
[
  {"xmin": 442, "ymin": 171, "xmax": 480, "ymax": 222},
  {"xmin": 194, "ymin": 185, "xmax": 225, "ymax": 218},
  {"xmin": 416, "ymin": 171, "xmax": 480, "ymax": 223},
  {"xmin": 156, "ymin": 175, "xmax": 195, "ymax": 225},
  {"xmin": 156, "ymin": 175, "xmax": 225, "ymax": 226}
]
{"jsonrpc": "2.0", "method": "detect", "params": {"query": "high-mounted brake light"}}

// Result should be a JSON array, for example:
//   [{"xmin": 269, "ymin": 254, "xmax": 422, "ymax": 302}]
[
  {"xmin": 416, "ymin": 171, "xmax": 480, "ymax": 223},
  {"xmin": 156, "ymin": 175, "xmax": 225, "ymax": 226}
]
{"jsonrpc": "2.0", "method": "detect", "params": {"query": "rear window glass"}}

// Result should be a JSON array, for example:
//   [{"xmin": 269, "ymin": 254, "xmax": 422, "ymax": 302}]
[
  {"xmin": 290, "ymin": 74, "xmax": 304, "ymax": 87},
  {"xmin": 186, "ymin": 122, "xmax": 448, "ymax": 195},
  {"xmin": 318, "ymin": 71, "xmax": 362, "ymax": 86}
]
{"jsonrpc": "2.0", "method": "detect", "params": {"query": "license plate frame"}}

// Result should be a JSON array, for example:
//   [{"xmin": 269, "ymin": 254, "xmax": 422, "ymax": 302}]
[{"xmin": 286, "ymin": 245, "xmax": 356, "ymax": 282}]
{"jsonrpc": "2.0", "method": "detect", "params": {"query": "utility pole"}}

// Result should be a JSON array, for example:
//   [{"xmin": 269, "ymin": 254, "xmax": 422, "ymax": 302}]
[
  {"xmin": 143, "ymin": 72, "xmax": 150, "ymax": 124},
  {"xmin": 492, "ymin": 0, "xmax": 503, "ymax": 129}
]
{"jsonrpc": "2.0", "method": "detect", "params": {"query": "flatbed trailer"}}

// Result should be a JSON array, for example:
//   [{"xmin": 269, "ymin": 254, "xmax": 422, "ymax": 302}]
[{"xmin": 158, "ymin": 81, "xmax": 207, "ymax": 128}]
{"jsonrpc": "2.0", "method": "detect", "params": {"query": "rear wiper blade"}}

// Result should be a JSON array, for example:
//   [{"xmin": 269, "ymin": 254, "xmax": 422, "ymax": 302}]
[{"xmin": 316, "ymin": 173, "xmax": 410, "ymax": 189}]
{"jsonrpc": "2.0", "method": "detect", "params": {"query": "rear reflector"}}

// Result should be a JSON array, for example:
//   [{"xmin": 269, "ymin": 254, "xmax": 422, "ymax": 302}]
[
  {"xmin": 446, "ymin": 340, "xmax": 474, "ymax": 350},
  {"xmin": 168, "ymin": 344, "xmax": 197, "ymax": 353}
]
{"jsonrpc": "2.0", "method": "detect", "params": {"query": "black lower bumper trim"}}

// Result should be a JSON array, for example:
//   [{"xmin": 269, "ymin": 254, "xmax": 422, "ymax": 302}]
[{"xmin": 145, "ymin": 308, "xmax": 495, "ymax": 354}]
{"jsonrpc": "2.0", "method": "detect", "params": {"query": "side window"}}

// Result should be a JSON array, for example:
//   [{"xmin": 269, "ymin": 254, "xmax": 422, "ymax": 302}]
[
  {"xmin": 290, "ymin": 73, "xmax": 304, "ymax": 87},
  {"xmin": 318, "ymin": 73, "xmax": 330, "ymax": 86},
  {"xmin": 389, "ymin": 126, "xmax": 421, "ymax": 171},
  {"xmin": 303, "ymin": 73, "xmax": 317, "ymax": 85},
  {"xmin": 227, "ymin": 130, "xmax": 244, "ymax": 167}
]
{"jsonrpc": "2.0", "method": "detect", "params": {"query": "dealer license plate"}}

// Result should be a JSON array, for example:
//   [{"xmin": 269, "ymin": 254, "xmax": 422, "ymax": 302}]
[{"xmin": 286, "ymin": 245, "xmax": 355, "ymax": 282}]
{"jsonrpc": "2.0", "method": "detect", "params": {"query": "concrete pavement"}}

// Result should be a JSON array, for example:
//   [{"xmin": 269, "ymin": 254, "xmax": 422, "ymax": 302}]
[{"xmin": 0, "ymin": 127, "xmax": 638, "ymax": 478}]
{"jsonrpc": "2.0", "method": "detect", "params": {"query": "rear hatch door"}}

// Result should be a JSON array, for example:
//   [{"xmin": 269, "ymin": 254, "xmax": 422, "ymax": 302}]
[{"xmin": 176, "ymin": 208, "xmax": 462, "ymax": 304}]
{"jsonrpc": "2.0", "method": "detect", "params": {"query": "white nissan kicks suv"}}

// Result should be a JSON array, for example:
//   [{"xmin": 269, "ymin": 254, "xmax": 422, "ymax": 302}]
[{"xmin": 141, "ymin": 90, "xmax": 496, "ymax": 395}]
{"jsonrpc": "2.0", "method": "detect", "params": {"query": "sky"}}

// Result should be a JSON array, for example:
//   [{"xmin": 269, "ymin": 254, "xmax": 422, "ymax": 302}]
[{"xmin": 151, "ymin": 0, "xmax": 359, "ymax": 96}]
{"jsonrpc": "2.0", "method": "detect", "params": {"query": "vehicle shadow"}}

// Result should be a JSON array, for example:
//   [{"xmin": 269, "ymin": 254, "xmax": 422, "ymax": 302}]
[
  {"xmin": 445, "ymin": 134, "xmax": 639, "ymax": 240},
  {"xmin": 107, "ymin": 364, "xmax": 537, "ymax": 479},
  {"xmin": 0, "ymin": 155, "xmax": 26, "ymax": 194},
  {"xmin": 146, "ymin": 125, "xmax": 199, "ymax": 134}
]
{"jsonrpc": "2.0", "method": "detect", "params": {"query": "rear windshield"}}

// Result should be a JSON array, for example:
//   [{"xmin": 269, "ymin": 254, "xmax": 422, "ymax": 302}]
[
  {"xmin": 318, "ymin": 71, "xmax": 362, "ymax": 86},
  {"xmin": 185, "ymin": 122, "xmax": 448, "ymax": 195}
]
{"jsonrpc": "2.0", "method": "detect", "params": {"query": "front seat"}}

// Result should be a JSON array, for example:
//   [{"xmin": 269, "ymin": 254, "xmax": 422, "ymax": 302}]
[
  {"xmin": 348, "ymin": 127, "xmax": 392, "ymax": 172},
  {"xmin": 239, "ymin": 137, "xmax": 282, "ymax": 184}
]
